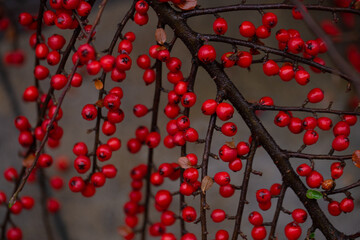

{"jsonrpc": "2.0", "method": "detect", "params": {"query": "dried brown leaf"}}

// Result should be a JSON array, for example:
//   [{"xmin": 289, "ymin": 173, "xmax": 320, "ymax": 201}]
[
  {"xmin": 225, "ymin": 140, "xmax": 236, "ymax": 149},
  {"xmin": 352, "ymin": 150, "xmax": 360, "ymax": 168},
  {"xmin": 175, "ymin": 0, "xmax": 197, "ymax": 11},
  {"xmin": 178, "ymin": 156, "xmax": 191, "ymax": 169},
  {"xmin": 23, "ymin": 154, "xmax": 35, "ymax": 168},
  {"xmin": 117, "ymin": 226, "xmax": 132, "ymax": 237},
  {"xmin": 201, "ymin": 176, "xmax": 213, "ymax": 193},
  {"xmin": 155, "ymin": 28, "xmax": 167, "ymax": 45},
  {"xmin": 354, "ymin": 1, "xmax": 360, "ymax": 9},
  {"xmin": 95, "ymin": 100, "xmax": 104, "ymax": 108},
  {"xmin": 94, "ymin": 79, "xmax": 103, "ymax": 90}
]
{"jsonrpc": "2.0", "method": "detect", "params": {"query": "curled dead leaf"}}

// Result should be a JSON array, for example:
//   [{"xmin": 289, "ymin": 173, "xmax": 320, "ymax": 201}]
[
  {"xmin": 23, "ymin": 154, "xmax": 35, "ymax": 168},
  {"xmin": 354, "ymin": 1, "xmax": 360, "ymax": 9},
  {"xmin": 225, "ymin": 140, "xmax": 236, "ymax": 149},
  {"xmin": 155, "ymin": 28, "xmax": 167, "ymax": 45},
  {"xmin": 201, "ymin": 176, "xmax": 213, "ymax": 193},
  {"xmin": 178, "ymin": 156, "xmax": 191, "ymax": 169},
  {"xmin": 94, "ymin": 79, "xmax": 103, "ymax": 90},
  {"xmin": 95, "ymin": 100, "xmax": 104, "ymax": 108},
  {"xmin": 175, "ymin": 0, "xmax": 197, "ymax": 11},
  {"xmin": 352, "ymin": 150, "xmax": 360, "ymax": 168},
  {"xmin": 117, "ymin": 226, "xmax": 133, "ymax": 237}
]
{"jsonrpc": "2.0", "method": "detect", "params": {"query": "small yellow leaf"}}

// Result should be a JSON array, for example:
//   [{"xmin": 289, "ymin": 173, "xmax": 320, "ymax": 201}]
[
  {"xmin": 201, "ymin": 176, "xmax": 213, "ymax": 193},
  {"xmin": 175, "ymin": 0, "xmax": 197, "ymax": 11},
  {"xmin": 155, "ymin": 28, "xmax": 167, "ymax": 45},
  {"xmin": 178, "ymin": 156, "xmax": 191, "ymax": 169},
  {"xmin": 94, "ymin": 79, "xmax": 103, "ymax": 90}
]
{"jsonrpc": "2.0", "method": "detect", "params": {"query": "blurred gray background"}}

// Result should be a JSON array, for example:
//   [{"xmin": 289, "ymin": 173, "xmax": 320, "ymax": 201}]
[{"xmin": 0, "ymin": 0, "xmax": 359, "ymax": 239}]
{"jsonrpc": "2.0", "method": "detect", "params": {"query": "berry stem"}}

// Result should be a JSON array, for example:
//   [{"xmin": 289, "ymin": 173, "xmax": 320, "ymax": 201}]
[
  {"xmin": 268, "ymin": 184, "xmax": 288, "ymax": 239},
  {"xmin": 231, "ymin": 138, "xmax": 258, "ymax": 240},
  {"xmin": 182, "ymin": 3, "xmax": 360, "ymax": 18},
  {"xmin": 141, "ymin": 59, "xmax": 163, "ymax": 240}
]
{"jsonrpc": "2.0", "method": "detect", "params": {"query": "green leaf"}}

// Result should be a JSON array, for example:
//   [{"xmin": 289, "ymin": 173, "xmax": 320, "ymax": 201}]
[
  {"xmin": 306, "ymin": 189, "xmax": 323, "ymax": 200},
  {"xmin": 309, "ymin": 232, "xmax": 315, "ymax": 239}
]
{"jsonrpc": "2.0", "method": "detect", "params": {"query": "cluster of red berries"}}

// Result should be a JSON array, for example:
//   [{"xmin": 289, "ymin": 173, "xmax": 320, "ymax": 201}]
[
  {"xmin": 261, "ymin": 94, "xmax": 357, "ymax": 151},
  {"xmin": 1, "ymin": 155, "xmax": 69, "ymax": 240},
  {"xmin": 296, "ymin": 161, "xmax": 355, "ymax": 217},
  {"xmin": 43, "ymin": 0, "xmax": 91, "ymax": 30},
  {"xmin": 134, "ymin": 0, "xmax": 149, "ymax": 26},
  {"xmin": 122, "ymin": 163, "xmax": 181, "ymax": 239}
]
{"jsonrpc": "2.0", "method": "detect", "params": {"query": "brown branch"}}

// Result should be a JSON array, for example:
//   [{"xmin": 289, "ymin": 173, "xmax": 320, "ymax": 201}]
[
  {"xmin": 200, "ymin": 106, "xmax": 219, "ymax": 240},
  {"xmin": 268, "ymin": 184, "xmax": 288, "ymax": 240},
  {"xmin": 179, "ymin": 59, "xmax": 199, "ymax": 235},
  {"xmin": 141, "ymin": 59, "xmax": 163, "ymax": 240},
  {"xmin": 231, "ymin": 138, "xmax": 258, "ymax": 240},
  {"xmin": 204, "ymin": 34, "xmax": 354, "ymax": 84},
  {"xmin": 286, "ymin": 152, "xmax": 351, "ymax": 160},
  {"xmin": 89, "ymin": 0, "xmax": 136, "ymax": 177},
  {"xmin": 252, "ymin": 104, "xmax": 360, "ymax": 116},
  {"xmin": 182, "ymin": 3, "xmax": 360, "ymax": 18}
]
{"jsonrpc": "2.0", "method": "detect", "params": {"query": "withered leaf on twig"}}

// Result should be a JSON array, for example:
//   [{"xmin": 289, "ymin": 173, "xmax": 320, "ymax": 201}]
[
  {"xmin": 178, "ymin": 156, "xmax": 192, "ymax": 169},
  {"xmin": 155, "ymin": 28, "xmax": 167, "ymax": 45},
  {"xmin": 174, "ymin": 0, "xmax": 197, "ymax": 11},
  {"xmin": 201, "ymin": 176, "xmax": 213, "ymax": 193}
]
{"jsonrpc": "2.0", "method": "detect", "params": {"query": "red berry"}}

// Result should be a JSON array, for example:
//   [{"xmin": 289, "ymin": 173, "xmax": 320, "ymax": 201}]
[
  {"xmin": 303, "ymin": 130, "xmax": 319, "ymax": 145},
  {"xmin": 216, "ymin": 102, "xmax": 234, "ymax": 121},
  {"xmin": 237, "ymin": 141, "xmax": 250, "ymax": 155},
  {"xmin": 251, "ymin": 226, "xmax": 267, "ymax": 240},
  {"xmin": 274, "ymin": 111, "xmax": 291, "ymax": 127},
  {"xmin": 145, "ymin": 132, "xmax": 161, "ymax": 148},
  {"xmin": 182, "ymin": 206, "xmax": 197, "ymax": 222},
  {"xmin": 51, "ymin": 74, "xmax": 68, "ymax": 90},
  {"xmin": 270, "ymin": 183, "xmax": 282, "ymax": 196},
  {"xmin": 256, "ymin": 25, "xmax": 271, "ymax": 39},
  {"xmin": 74, "ymin": 155, "xmax": 91, "ymax": 173},
  {"xmin": 6, "ymin": 227, "xmax": 22, "ymax": 240},
  {"xmin": 134, "ymin": 12, "xmax": 148, "ymax": 26},
  {"xmin": 38, "ymin": 153, "xmax": 53, "ymax": 168},
  {"xmin": 307, "ymin": 88, "xmax": 324, "ymax": 103},
  {"xmin": 328, "ymin": 201, "xmax": 341, "ymax": 216},
  {"xmin": 211, "ymin": 209, "xmax": 226, "ymax": 223},
  {"xmin": 294, "ymin": 70, "xmax": 310, "ymax": 85},
  {"xmin": 214, "ymin": 172, "xmax": 231, "ymax": 186},
  {"xmin": 237, "ymin": 51, "xmax": 252, "ymax": 68},
  {"xmin": 292, "ymin": 209, "xmax": 307, "ymax": 223},
  {"xmin": 116, "ymin": 54, "xmax": 132, "ymax": 71},
  {"xmin": 215, "ymin": 230, "xmax": 229, "ymax": 240},
  {"xmin": 262, "ymin": 12, "xmax": 277, "ymax": 28},
  {"xmin": 306, "ymin": 170, "xmax": 323, "ymax": 188},
  {"xmin": 284, "ymin": 222, "xmax": 302, "ymax": 240},
  {"xmin": 198, "ymin": 45, "xmax": 216, "ymax": 64},
  {"xmin": 288, "ymin": 37, "xmax": 304, "ymax": 54},
  {"xmin": 239, "ymin": 21, "xmax": 256, "ymax": 37},
  {"xmin": 47, "ymin": 198, "xmax": 60, "ymax": 213},
  {"xmin": 135, "ymin": 0, "xmax": 149, "ymax": 14},
  {"xmin": 296, "ymin": 163, "xmax": 312, "ymax": 177},
  {"xmin": 23, "ymin": 86, "xmax": 39, "ymax": 102},
  {"xmin": 248, "ymin": 211, "xmax": 263, "ymax": 226},
  {"xmin": 317, "ymin": 117, "xmax": 332, "ymax": 131},
  {"xmin": 288, "ymin": 117, "xmax": 303, "ymax": 134},
  {"xmin": 155, "ymin": 190, "xmax": 172, "ymax": 208},
  {"xmin": 263, "ymin": 60, "xmax": 279, "ymax": 76},
  {"xmin": 221, "ymin": 122, "xmax": 237, "ymax": 137},
  {"xmin": 213, "ymin": 17, "xmax": 228, "ymax": 35},
  {"xmin": 229, "ymin": 158, "xmax": 242, "ymax": 172},
  {"xmin": 68, "ymin": 176, "xmax": 85, "ymax": 192},
  {"xmin": 332, "ymin": 135, "xmax": 349, "ymax": 151},
  {"xmin": 183, "ymin": 168, "xmax": 199, "ymax": 183},
  {"xmin": 127, "ymin": 138, "xmax": 142, "ymax": 153},
  {"xmin": 101, "ymin": 164, "xmax": 117, "ymax": 178},
  {"xmin": 276, "ymin": 29, "xmax": 289, "ymax": 42},
  {"xmin": 256, "ymin": 189, "xmax": 271, "ymax": 203},
  {"xmin": 333, "ymin": 121, "xmax": 350, "ymax": 136},
  {"xmin": 96, "ymin": 144, "xmax": 112, "ymax": 161},
  {"xmin": 77, "ymin": 1, "xmax": 92, "ymax": 17},
  {"xmin": 219, "ymin": 184, "xmax": 235, "ymax": 198},
  {"xmin": 81, "ymin": 104, "xmax": 97, "ymax": 121}
]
